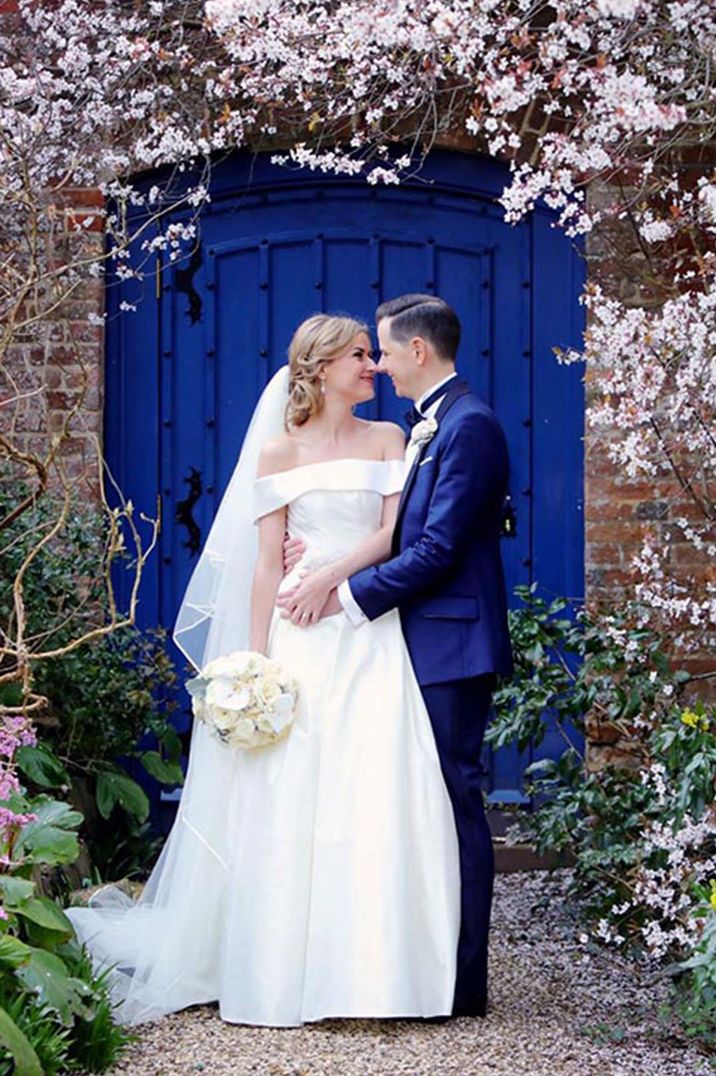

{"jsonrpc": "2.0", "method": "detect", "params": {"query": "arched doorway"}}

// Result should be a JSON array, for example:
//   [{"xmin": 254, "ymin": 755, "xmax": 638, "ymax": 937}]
[{"xmin": 105, "ymin": 150, "xmax": 585, "ymax": 806}]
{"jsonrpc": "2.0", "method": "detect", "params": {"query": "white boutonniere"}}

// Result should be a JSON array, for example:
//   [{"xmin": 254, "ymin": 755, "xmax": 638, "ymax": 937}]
[{"xmin": 409, "ymin": 416, "xmax": 438, "ymax": 448}]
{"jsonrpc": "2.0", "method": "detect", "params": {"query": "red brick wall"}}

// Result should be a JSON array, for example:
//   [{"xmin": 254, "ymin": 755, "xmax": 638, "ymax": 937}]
[
  {"xmin": 3, "ymin": 187, "xmax": 105, "ymax": 498},
  {"xmin": 586, "ymin": 426, "xmax": 713, "ymax": 664}
]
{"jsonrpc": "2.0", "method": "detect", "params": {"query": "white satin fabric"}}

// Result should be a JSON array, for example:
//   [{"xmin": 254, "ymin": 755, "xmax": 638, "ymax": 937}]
[{"xmin": 67, "ymin": 458, "xmax": 460, "ymax": 1027}]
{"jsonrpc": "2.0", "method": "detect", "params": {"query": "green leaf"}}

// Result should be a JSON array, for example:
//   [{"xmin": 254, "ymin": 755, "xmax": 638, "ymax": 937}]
[
  {"xmin": 15, "ymin": 797, "xmax": 82, "ymax": 866},
  {"xmin": 0, "ymin": 1005, "xmax": 43, "ymax": 1076},
  {"xmin": 525, "ymin": 757, "xmax": 559, "ymax": 778},
  {"xmin": 22, "ymin": 798, "xmax": 82, "ymax": 831},
  {"xmin": 16, "ymin": 949, "xmax": 94, "ymax": 1026},
  {"xmin": 16, "ymin": 744, "xmax": 70, "ymax": 789},
  {"xmin": 0, "ymin": 934, "xmax": 33, "ymax": 969},
  {"xmin": 0, "ymin": 684, "xmax": 24, "ymax": 709},
  {"xmin": 0, "ymin": 877, "xmax": 35, "ymax": 907},
  {"xmin": 96, "ymin": 770, "xmax": 149, "ymax": 823},
  {"xmin": 13, "ymin": 896, "xmax": 73, "ymax": 938},
  {"xmin": 21, "ymin": 827, "xmax": 79, "ymax": 866},
  {"xmin": 140, "ymin": 750, "xmax": 184, "ymax": 786},
  {"xmin": 159, "ymin": 725, "xmax": 184, "ymax": 762}
]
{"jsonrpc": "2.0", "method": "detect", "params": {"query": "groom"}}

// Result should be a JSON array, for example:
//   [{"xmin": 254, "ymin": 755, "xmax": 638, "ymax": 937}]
[{"xmin": 280, "ymin": 294, "xmax": 513, "ymax": 1017}]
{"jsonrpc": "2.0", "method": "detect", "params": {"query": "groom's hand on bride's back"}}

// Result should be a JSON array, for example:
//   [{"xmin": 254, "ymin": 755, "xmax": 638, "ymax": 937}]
[{"xmin": 283, "ymin": 534, "xmax": 305, "ymax": 574}]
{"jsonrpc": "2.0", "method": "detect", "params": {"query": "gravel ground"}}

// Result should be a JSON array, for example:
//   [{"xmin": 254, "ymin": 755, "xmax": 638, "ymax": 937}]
[{"xmin": 106, "ymin": 870, "xmax": 712, "ymax": 1076}]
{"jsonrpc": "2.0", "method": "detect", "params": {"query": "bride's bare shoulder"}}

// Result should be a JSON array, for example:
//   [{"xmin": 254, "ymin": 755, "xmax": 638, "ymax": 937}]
[
  {"xmin": 257, "ymin": 434, "xmax": 298, "ymax": 478},
  {"xmin": 362, "ymin": 419, "xmax": 406, "ymax": 460}
]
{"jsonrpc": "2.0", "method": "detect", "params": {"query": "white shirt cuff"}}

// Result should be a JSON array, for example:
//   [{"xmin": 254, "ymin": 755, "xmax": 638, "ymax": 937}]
[{"xmin": 337, "ymin": 580, "xmax": 368, "ymax": 626}]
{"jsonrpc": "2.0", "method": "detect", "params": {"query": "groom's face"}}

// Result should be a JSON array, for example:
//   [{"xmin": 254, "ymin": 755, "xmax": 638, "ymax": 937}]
[{"xmin": 376, "ymin": 318, "xmax": 418, "ymax": 399}]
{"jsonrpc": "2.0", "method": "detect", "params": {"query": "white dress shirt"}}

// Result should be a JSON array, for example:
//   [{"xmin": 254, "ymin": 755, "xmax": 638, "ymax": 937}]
[{"xmin": 338, "ymin": 371, "xmax": 459, "ymax": 625}]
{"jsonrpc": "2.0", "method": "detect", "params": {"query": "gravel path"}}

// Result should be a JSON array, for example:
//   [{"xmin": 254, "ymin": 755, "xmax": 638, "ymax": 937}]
[{"xmin": 106, "ymin": 870, "xmax": 712, "ymax": 1076}]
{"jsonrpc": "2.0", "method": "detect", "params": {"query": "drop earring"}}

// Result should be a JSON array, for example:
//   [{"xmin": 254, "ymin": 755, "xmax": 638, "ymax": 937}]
[{"xmin": 320, "ymin": 380, "xmax": 326, "ymax": 395}]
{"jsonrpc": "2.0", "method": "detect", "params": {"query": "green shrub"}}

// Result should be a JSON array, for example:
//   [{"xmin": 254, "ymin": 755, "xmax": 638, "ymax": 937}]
[
  {"xmin": 0, "ymin": 481, "xmax": 183, "ymax": 878},
  {"xmin": 671, "ymin": 891, "xmax": 716, "ymax": 1046},
  {"xmin": 0, "ymin": 987, "xmax": 72, "ymax": 1076},
  {"xmin": 54, "ymin": 943, "xmax": 134, "ymax": 1072},
  {"xmin": 0, "ymin": 790, "xmax": 131, "ymax": 1072},
  {"xmin": 489, "ymin": 584, "xmax": 716, "ymax": 1046}
]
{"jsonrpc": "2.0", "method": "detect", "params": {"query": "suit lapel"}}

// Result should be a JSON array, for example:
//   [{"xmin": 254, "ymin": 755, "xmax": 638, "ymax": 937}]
[
  {"xmin": 392, "ymin": 379, "xmax": 470, "ymax": 552},
  {"xmin": 392, "ymin": 439, "xmax": 428, "ymax": 554},
  {"xmin": 431, "ymin": 376, "xmax": 470, "ymax": 423}
]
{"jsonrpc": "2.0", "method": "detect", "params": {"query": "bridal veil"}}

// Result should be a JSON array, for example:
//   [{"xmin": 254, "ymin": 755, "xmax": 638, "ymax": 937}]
[
  {"xmin": 67, "ymin": 367, "xmax": 290, "ymax": 1024},
  {"xmin": 173, "ymin": 364, "xmax": 289, "ymax": 671}
]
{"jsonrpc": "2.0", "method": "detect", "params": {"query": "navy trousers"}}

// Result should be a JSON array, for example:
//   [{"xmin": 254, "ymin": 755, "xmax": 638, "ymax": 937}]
[{"xmin": 420, "ymin": 674, "xmax": 495, "ymax": 1014}]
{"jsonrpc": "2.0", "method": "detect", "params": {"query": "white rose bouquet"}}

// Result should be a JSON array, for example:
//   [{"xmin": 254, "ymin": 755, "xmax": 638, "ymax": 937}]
[{"xmin": 185, "ymin": 650, "xmax": 298, "ymax": 749}]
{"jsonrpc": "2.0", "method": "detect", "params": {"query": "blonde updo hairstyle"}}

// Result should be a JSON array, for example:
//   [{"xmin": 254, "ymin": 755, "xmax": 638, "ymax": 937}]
[{"xmin": 286, "ymin": 314, "xmax": 370, "ymax": 429}]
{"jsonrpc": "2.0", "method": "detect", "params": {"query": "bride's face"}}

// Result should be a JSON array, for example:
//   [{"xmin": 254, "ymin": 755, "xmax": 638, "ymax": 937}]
[{"xmin": 323, "ymin": 332, "xmax": 376, "ymax": 405}]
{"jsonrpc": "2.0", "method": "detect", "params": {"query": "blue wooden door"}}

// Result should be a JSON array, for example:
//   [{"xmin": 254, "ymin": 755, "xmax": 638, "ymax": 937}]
[{"xmin": 106, "ymin": 151, "xmax": 584, "ymax": 807}]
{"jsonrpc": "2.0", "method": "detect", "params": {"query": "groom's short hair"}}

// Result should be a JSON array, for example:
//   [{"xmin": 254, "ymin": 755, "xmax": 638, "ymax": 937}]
[{"xmin": 376, "ymin": 294, "xmax": 461, "ymax": 361}]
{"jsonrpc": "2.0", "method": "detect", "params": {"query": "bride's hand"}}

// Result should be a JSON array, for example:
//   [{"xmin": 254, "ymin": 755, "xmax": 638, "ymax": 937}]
[{"xmin": 276, "ymin": 567, "xmax": 336, "ymax": 626}]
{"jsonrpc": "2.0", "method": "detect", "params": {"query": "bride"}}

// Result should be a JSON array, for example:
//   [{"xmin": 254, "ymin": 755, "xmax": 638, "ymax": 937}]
[{"xmin": 67, "ymin": 314, "xmax": 460, "ymax": 1027}]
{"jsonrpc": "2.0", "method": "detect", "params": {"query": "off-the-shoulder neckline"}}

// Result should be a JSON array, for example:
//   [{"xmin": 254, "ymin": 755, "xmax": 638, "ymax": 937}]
[{"xmin": 255, "ymin": 456, "xmax": 406, "ymax": 483}]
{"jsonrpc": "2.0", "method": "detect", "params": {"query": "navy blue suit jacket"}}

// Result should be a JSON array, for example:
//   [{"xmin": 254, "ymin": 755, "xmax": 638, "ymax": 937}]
[{"xmin": 350, "ymin": 379, "xmax": 513, "ymax": 686}]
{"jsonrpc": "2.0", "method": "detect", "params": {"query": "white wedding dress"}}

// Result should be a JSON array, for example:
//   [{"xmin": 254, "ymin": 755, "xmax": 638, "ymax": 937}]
[{"xmin": 67, "ymin": 457, "xmax": 460, "ymax": 1026}]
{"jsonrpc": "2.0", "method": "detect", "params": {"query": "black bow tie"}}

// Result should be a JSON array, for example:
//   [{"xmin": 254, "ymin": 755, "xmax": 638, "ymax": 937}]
[
  {"xmin": 404, "ymin": 379, "xmax": 458, "ymax": 431},
  {"xmin": 404, "ymin": 405, "xmax": 423, "ymax": 430}
]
